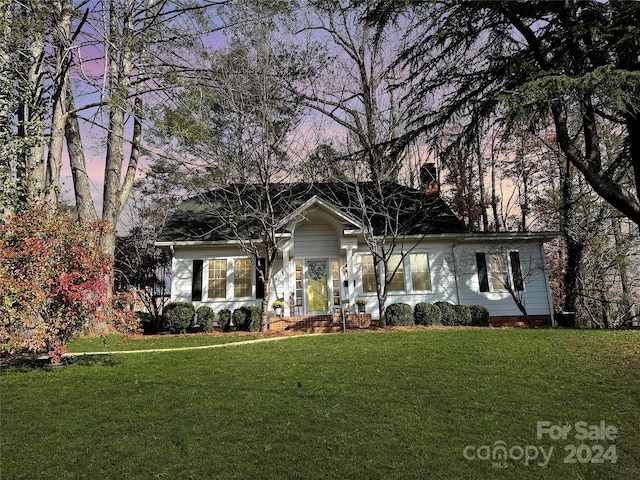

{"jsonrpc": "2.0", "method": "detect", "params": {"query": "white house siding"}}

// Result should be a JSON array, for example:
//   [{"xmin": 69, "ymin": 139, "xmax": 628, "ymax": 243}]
[
  {"xmin": 293, "ymin": 216, "xmax": 341, "ymax": 258},
  {"xmin": 167, "ymin": 236, "xmax": 554, "ymax": 322},
  {"xmin": 453, "ymin": 241, "xmax": 553, "ymax": 318},
  {"xmin": 171, "ymin": 245, "xmax": 282, "ymax": 314},
  {"xmin": 352, "ymin": 240, "xmax": 460, "ymax": 316}
]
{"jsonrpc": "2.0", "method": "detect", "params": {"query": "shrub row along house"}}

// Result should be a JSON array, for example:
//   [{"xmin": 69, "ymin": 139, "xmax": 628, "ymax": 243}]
[{"xmin": 156, "ymin": 165, "xmax": 556, "ymax": 328}]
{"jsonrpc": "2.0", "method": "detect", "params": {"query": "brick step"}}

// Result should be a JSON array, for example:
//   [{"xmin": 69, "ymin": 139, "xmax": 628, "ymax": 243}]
[{"xmin": 268, "ymin": 314, "xmax": 372, "ymax": 332}]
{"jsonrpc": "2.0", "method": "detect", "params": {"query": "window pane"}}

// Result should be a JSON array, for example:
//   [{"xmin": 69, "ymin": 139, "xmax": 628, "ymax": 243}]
[
  {"xmin": 295, "ymin": 262, "xmax": 303, "ymax": 306},
  {"xmin": 208, "ymin": 259, "xmax": 227, "ymax": 299},
  {"xmin": 489, "ymin": 254, "xmax": 508, "ymax": 290},
  {"xmin": 234, "ymin": 259, "xmax": 252, "ymax": 298},
  {"xmin": 332, "ymin": 260, "xmax": 341, "ymax": 306},
  {"xmin": 388, "ymin": 254, "xmax": 405, "ymax": 292},
  {"xmin": 361, "ymin": 255, "xmax": 377, "ymax": 293},
  {"xmin": 410, "ymin": 253, "xmax": 431, "ymax": 291}
]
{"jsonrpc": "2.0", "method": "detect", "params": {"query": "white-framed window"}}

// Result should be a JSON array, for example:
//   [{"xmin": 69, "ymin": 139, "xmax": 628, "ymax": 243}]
[
  {"xmin": 476, "ymin": 252, "xmax": 524, "ymax": 293},
  {"xmin": 206, "ymin": 257, "xmax": 255, "ymax": 299},
  {"xmin": 360, "ymin": 252, "xmax": 431, "ymax": 293},
  {"xmin": 208, "ymin": 259, "xmax": 227, "ymax": 299},
  {"xmin": 361, "ymin": 252, "xmax": 432, "ymax": 294},
  {"xmin": 387, "ymin": 254, "xmax": 405, "ymax": 292},
  {"xmin": 361, "ymin": 255, "xmax": 377, "ymax": 293},
  {"xmin": 409, "ymin": 253, "xmax": 431, "ymax": 291},
  {"xmin": 233, "ymin": 258, "xmax": 253, "ymax": 298}
]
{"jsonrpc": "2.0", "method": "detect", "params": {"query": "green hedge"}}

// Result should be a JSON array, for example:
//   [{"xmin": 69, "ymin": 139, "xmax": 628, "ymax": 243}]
[
  {"xmin": 453, "ymin": 305, "xmax": 472, "ymax": 326},
  {"xmin": 163, "ymin": 302, "xmax": 195, "ymax": 334},
  {"xmin": 414, "ymin": 302, "xmax": 442, "ymax": 326},
  {"xmin": 233, "ymin": 306, "xmax": 262, "ymax": 331},
  {"xmin": 218, "ymin": 309, "xmax": 231, "ymax": 332},
  {"xmin": 196, "ymin": 305, "xmax": 216, "ymax": 333},
  {"xmin": 434, "ymin": 302, "xmax": 456, "ymax": 326},
  {"xmin": 386, "ymin": 303, "xmax": 415, "ymax": 326},
  {"xmin": 470, "ymin": 305, "xmax": 490, "ymax": 327}
]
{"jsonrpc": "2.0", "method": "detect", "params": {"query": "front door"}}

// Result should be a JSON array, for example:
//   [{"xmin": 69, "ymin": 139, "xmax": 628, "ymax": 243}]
[{"xmin": 306, "ymin": 259, "xmax": 329, "ymax": 313}]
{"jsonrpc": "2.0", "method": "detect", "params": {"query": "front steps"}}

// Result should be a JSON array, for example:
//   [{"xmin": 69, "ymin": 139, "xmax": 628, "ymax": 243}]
[{"xmin": 268, "ymin": 314, "xmax": 373, "ymax": 333}]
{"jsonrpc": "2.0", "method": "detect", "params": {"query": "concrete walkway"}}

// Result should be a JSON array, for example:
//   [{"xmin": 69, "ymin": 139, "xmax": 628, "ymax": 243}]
[{"xmin": 63, "ymin": 333, "xmax": 324, "ymax": 358}]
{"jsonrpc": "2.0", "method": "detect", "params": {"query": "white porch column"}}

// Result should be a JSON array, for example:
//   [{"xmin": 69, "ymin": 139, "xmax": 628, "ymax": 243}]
[
  {"xmin": 345, "ymin": 245, "xmax": 356, "ymax": 314},
  {"xmin": 282, "ymin": 247, "xmax": 291, "ymax": 317}
]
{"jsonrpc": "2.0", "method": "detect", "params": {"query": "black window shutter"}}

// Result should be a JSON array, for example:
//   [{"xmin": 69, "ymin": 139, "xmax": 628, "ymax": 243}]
[
  {"xmin": 510, "ymin": 251, "xmax": 524, "ymax": 291},
  {"xmin": 476, "ymin": 253, "xmax": 489, "ymax": 292},
  {"xmin": 256, "ymin": 258, "xmax": 266, "ymax": 299},
  {"xmin": 192, "ymin": 260, "xmax": 203, "ymax": 301}
]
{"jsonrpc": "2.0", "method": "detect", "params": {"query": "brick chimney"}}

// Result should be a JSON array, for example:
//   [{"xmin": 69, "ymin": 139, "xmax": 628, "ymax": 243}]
[{"xmin": 420, "ymin": 163, "xmax": 439, "ymax": 198}]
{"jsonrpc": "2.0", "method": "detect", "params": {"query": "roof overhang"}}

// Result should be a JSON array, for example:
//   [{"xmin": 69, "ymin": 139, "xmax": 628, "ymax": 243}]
[
  {"xmin": 155, "ymin": 232, "xmax": 292, "ymax": 249},
  {"xmin": 452, "ymin": 232, "xmax": 559, "ymax": 243},
  {"xmin": 360, "ymin": 231, "xmax": 559, "ymax": 242}
]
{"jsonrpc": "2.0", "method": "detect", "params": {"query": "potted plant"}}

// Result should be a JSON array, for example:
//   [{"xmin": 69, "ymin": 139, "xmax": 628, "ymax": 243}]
[
  {"xmin": 272, "ymin": 300, "xmax": 284, "ymax": 316},
  {"xmin": 356, "ymin": 298, "xmax": 367, "ymax": 313}
]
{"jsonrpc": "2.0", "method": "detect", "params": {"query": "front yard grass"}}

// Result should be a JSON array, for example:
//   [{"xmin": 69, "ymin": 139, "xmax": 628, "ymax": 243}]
[
  {"xmin": 1, "ymin": 328, "xmax": 639, "ymax": 479},
  {"xmin": 65, "ymin": 332, "xmax": 261, "ymax": 353}
]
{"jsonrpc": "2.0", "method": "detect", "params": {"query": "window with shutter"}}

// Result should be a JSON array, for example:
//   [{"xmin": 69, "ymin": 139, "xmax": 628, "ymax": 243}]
[{"xmin": 476, "ymin": 251, "xmax": 524, "ymax": 292}]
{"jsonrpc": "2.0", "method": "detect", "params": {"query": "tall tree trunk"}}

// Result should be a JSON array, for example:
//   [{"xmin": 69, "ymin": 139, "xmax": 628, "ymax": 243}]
[
  {"xmin": 477, "ymin": 136, "xmax": 489, "ymax": 232},
  {"xmin": 44, "ymin": 0, "xmax": 75, "ymax": 212},
  {"xmin": 490, "ymin": 142, "xmax": 501, "ymax": 232},
  {"xmin": 561, "ymin": 160, "xmax": 583, "ymax": 315},
  {"xmin": 612, "ymin": 215, "xmax": 635, "ymax": 326},
  {"xmin": 65, "ymin": 83, "xmax": 97, "ymax": 224},
  {"xmin": 18, "ymin": 1, "xmax": 46, "ymax": 206}
]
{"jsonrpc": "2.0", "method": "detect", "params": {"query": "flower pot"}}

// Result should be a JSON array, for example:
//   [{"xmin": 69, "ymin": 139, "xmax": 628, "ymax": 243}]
[
  {"xmin": 357, "ymin": 304, "xmax": 366, "ymax": 313},
  {"xmin": 274, "ymin": 307, "xmax": 282, "ymax": 317}
]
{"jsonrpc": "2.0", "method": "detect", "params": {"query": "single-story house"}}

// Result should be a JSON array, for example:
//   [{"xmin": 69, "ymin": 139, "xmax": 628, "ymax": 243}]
[{"xmin": 156, "ymin": 171, "xmax": 556, "ymax": 327}]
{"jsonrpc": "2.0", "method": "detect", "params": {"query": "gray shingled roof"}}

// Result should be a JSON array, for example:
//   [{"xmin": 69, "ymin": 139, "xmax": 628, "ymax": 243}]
[{"xmin": 157, "ymin": 182, "xmax": 467, "ymax": 243}]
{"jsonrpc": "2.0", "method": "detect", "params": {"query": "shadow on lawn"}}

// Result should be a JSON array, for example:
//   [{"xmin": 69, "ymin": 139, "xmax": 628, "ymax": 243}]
[{"xmin": 1, "ymin": 354, "xmax": 120, "ymax": 372}]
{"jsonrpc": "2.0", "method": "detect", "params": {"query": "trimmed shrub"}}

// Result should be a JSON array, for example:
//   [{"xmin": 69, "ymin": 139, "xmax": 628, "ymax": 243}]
[
  {"xmin": 435, "ymin": 301, "xmax": 456, "ymax": 326},
  {"xmin": 163, "ymin": 302, "xmax": 195, "ymax": 334},
  {"xmin": 232, "ymin": 308, "xmax": 247, "ymax": 330},
  {"xmin": 196, "ymin": 305, "xmax": 216, "ymax": 333},
  {"xmin": 246, "ymin": 306, "xmax": 262, "ymax": 332},
  {"xmin": 414, "ymin": 302, "xmax": 442, "ymax": 326},
  {"xmin": 453, "ymin": 305, "xmax": 472, "ymax": 326},
  {"xmin": 470, "ymin": 305, "xmax": 490, "ymax": 327},
  {"xmin": 233, "ymin": 306, "xmax": 262, "ymax": 331},
  {"xmin": 218, "ymin": 309, "xmax": 231, "ymax": 332},
  {"xmin": 386, "ymin": 303, "xmax": 415, "ymax": 326}
]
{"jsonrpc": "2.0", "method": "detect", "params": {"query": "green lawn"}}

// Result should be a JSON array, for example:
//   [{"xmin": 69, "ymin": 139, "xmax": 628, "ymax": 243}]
[
  {"xmin": 2, "ymin": 328, "xmax": 639, "ymax": 479},
  {"xmin": 65, "ymin": 332, "xmax": 260, "ymax": 353}
]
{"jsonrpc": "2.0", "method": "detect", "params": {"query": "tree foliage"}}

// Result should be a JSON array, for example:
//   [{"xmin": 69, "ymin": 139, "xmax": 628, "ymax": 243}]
[
  {"xmin": 150, "ymin": 9, "xmax": 307, "ymax": 330},
  {"xmin": 364, "ymin": 0, "xmax": 640, "ymax": 225},
  {"xmin": 0, "ymin": 209, "xmax": 111, "ymax": 362}
]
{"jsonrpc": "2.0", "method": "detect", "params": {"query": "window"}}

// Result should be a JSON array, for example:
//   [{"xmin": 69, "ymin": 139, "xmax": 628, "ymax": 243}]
[
  {"xmin": 234, "ymin": 259, "xmax": 252, "ymax": 298},
  {"xmin": 387, "ymin": 254, "xmax": 405, "ymax": 292},
  {"xmin": 295, "ymin": 262, "xmax": 303, "ymax": 306},
  {"xmin": 331, "ymin": 260, "xmax": 341, "ymax": 306},
  {"xmin": 489, "ymin": 253, "xmax": 509, "ymax": 291},
  {"xmin": 410, "ymin": 253, "xmax": 431, "ymax": 291},
  {"xmin": 208, "ymin": 259, "xmax": 227, "ymax": 298},
  {"xmin": 361, "ymin": 255, "xmax": 377, "ymax": 293},
  {"xmin": 476, "ymin": 252, "xmax": 524, "ymax": 293}
]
